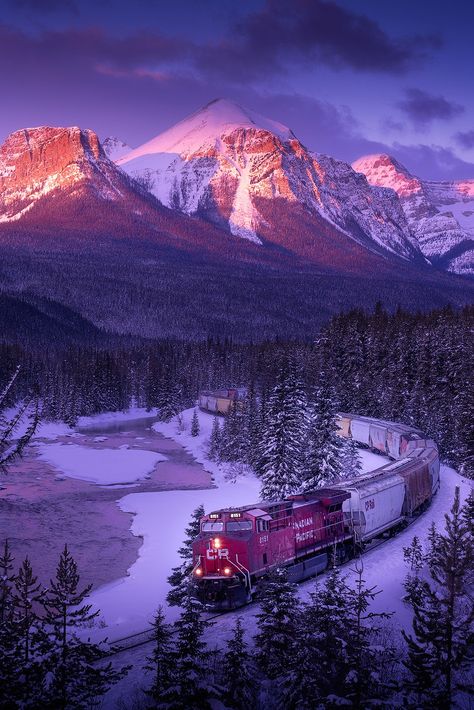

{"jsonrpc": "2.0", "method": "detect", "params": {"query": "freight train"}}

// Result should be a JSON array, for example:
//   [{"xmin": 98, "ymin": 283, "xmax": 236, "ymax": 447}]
[{"xmin": 191, "ymin": 413, "xmax": 440, "ymax": 610}]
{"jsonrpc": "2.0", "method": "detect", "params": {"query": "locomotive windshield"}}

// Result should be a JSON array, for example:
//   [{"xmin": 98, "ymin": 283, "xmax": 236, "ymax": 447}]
[
  {"xmin": 202, "ymin": 521, "xmax": 224, "ymax": 532},
  {"xmin": 226, "ymin": 520, "xmax": 253, "ymax": 531}
]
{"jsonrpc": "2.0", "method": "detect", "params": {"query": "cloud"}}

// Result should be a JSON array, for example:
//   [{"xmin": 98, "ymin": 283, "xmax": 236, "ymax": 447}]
[
  {"xmin": 454, "ymin": 129, "xmax": 474, "ymax": 150},
  {"xmin": 196, "ymin": 0, "xmax": 441, "ymax": 79},
  {"xmin": 390, "ymin": 142, "xmax": 474, "ymax": 180},
  {"xmin": 9, "ymin": 0, "xmax": 78, "ymax": 13},
  {"xmin": 397, "ymin": 88, "xmax": 464, "ymax": 128}
]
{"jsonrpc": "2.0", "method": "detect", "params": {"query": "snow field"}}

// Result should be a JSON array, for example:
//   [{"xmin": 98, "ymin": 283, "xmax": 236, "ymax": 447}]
[{"xmin": 36, "ymin": 443, "xmax": 167, "ymax": 485}]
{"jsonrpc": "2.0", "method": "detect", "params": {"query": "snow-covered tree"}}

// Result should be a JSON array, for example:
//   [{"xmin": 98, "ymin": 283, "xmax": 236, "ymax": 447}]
[
  {"xmin": 144, "ymin": 606, "xmax": 175, "ymax": 704},
  {"xmin": 207, "ymin": 416, "xmax": 221, "ymax": 461},
  {"xmin": 0, "ymin": 539, "xmax": 15, "ymax": 625},
  {"xmin": 284, "ymin": 567, "xmax": 354, "ymax": 708},
  {"xmin": 255, "ymin": 567, "xmax": 301, "ymax": 681},
  {"xmin": 402, "ymin": 488, "xmax": 474, "ymax": 708},
  {"xmin": 170, "ymin": 593, "xmax": 215, "ymax": 708},
  {"xmin": 167, "ymin": 504, "xmax": 204, "ymax": 607},
  {"xmin": 303, "ymin": 383, "xmax": 344, "ymax": 490},
  {"xmin": 339, "ymin": 436, "xmax": 363, "ymax": 480},
  {"xmin": 403, "ymin": 535, "xmax": 424, "ymax": 604},
  {"xmin": 191, "ymin": 408, "xmax": 200, "ymax": 437},
  {"xmin": 259, "ymin": 362, "xmax": 308, "ymax": 500},
  {"xmin": 221, "ymin": 617, "xmax": 257, "ymax": 709},
  {"xmin": 42, "ymin": 545, "xmax": 127, "ymax": 709},
  {"xmin": 10, "ymin": 557, "xmax": 48, "ymax": 707},
  {"xmin": 0, "ymin": 367, "xmax": 38, "ymax": 472}
]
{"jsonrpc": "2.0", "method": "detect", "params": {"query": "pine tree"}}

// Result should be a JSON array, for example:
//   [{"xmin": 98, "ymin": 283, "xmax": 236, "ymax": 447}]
[
  {"xmin": 284, "ymin": 567, "xmax": 354, "ymax": 708},
  {"xmin": 144, "ymin": 606, "xmax": 175, "ymax": 704},
  {"xmin": 0, "ymin": 539, "xmax": 15, "ymax": 625},
  {"xmin": 169, "ymin": 593, "xmax": 214, "ymax": 709},
  {"xmin": 339, "ymin": 436, "xmax": 363, "ymax": 479},
  {"xmin": 402, "ymin": 488, "xmax": 474, "ymax": 708},
  {"xmin": 42, "ymin": 545, "xmax": 127, "ymax": 709},
  {"xmin": 167, "ymin": 504, "xmax": 204, "ymax": 607},
  {"xmin": 255, "ymin": 567, "xmax": 301, "ymax": 681},
  {"xmin": 221, "ymin": 617, "xmax": 256, "ymax": 709},
  {"xmin": 207, "ymin": 416, "xmax": 221, "ymax": 461},
  {"xmin": 191, "ymin": 408, "xmax": 200, "ymax": 437},
  {"xmin": 0, "ymin": 541, "xmax": 21, "ymax": 709},
  {"xmin": 403, "ymin": 535, "xmax": 424, "ymax": 604},
  {"xmin": 259, "ymin": 362, "xmax": 308, "ymax": 500},
  {"xmin": 303, "ymin": 383, "xmax": 344, "ymax": 490},
  {"xmin": 0, "ymin": 367, "xmax": 38, "ymax": 472},
  {"xmin": 344, "ymin": 564, "xmax": 395, "ymax": 709},
  {"xmin": 10, "ymin": 557, "xmax": 49, "ymax": 706}
]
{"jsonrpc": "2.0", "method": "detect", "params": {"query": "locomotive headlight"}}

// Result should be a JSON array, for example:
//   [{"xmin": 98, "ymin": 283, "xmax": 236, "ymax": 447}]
[
  {"xmin": 223, "ymin": 567, "xmax": 231, "ymax": 576},
  {"xmin": 195, "ymin": 568, "xmax": 203, "ymax": 576},
  {"xmin": 213, "ymin": 537, "xmax": 222, "ymax": 549}
]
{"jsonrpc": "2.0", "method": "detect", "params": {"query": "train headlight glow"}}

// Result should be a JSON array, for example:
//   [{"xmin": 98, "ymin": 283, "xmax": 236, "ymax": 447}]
[
  {"xmin": 195, "ymin": 568, "xmax": 203, "ymax": 576},
  {"xmin": 223, "ymin": 567, "xmax": 232, "ymax": 576},
  {"xmin": 213, "ymin": 538, "xmax": 222, "ymax": 549}
]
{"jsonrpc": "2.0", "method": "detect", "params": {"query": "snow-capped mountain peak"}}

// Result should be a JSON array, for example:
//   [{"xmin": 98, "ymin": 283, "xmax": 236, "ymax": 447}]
[
  {"xmin": 119, "ymin": 98, "xmax": 294, "ymax": 163},
  {"xmin": 353, "ymin": 154, "xmax": 474, "ymax": 274},
  {"xmin": 116, "ymin": 100, "xmax": 419, "ymax": 257}
]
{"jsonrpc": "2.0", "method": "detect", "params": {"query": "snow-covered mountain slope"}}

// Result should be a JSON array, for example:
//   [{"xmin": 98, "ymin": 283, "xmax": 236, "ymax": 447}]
[
  {"xmin": 102, "ymin": 136, "xmax": 132, "ymax": 161},
  {"xmin": 118, "ymin": 99, "xmax": 419, "ymax": 260},
  {"xmin": 352, "ymin": 154, "xmax": 474, "ymax": 275}
]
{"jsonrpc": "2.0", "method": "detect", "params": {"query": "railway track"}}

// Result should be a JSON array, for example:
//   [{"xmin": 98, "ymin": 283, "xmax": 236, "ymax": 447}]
[{"xmin": 105, "ymin": 510, "xmax": 421, "ymax": 658}]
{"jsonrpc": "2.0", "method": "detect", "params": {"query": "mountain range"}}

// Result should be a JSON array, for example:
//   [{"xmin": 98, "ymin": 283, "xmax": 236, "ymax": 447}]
[{"xmin": 0, "ymin": 99, "xmax": 472, "ymax": 341}]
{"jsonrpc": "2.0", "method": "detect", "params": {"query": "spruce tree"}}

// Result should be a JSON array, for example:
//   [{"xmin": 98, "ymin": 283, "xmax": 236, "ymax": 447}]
[
  {"xmin": 255, "ymin": 567, "xmax": 301, "ymax": 681},
  {"xmin": 402, "ymin": 488, "xmax": 474, "ymax": 708},
  {"xmin": 10, "ymin": 557, "xmax": 48, "ymax": 706},
  {"xmin": 42, "ymin": 545, "xmax": 127, "ymax": 709},
  {"xmin": 339, "ymin": 436, "xmax": 363, "ymax": 480},
  {"xmin": 0, "ymin": 366, "xmax": 38, "ymax": 471},
  {"xmin": 144, "ymin": 606, "xmax": 175, "ymax": 705},
  {"xmin": 259, "ymin": 362, "xmax": 308, "ymax": 500},
  {"xmin": 0, "ymin": 541, "xmax": 21, "ymax": 709},
  {"xmin": 167, "ymin": 504, "xmax": 204, "ymax": 607},
  {"xmin": 0, "ymin": 539, "xmax": 14, "ymax": 625},
  {"xmin": 284, "ymin": 567, "xmax": 354, "ymax": 708},
  {"xmin": 169, "ymin": 593, "xmax": 214, "ymax": 709},
  {"xmin": 207, "ymin": 416, "xmax": 221, "ymax": 462},
  {"xmin": 221, "ymin": 617, "xmax": 256, "ymax": 709},
  {"xmin": 303, "ymin": 383, "xmax": 344, "ymax": 490},
  {"xmin": 191, "ymin": 408, "xmax": 200, "ymax": 437},
  {"xmin": 403, "ymin": 535, "xmax": 424, "ymax": 604}
]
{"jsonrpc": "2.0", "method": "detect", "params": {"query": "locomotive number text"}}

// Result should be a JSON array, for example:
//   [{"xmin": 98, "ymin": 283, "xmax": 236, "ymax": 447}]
[
  {"xmin": 364, "ymin": 498, "xmax": 376, "ymax": 511},
  {"xmin": 259, "ymin": 535, "xmax": 269, "ymax": 544}
]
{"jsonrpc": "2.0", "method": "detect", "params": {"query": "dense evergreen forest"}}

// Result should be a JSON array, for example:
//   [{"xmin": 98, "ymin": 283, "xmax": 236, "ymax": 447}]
[{"xmin": 1, "ymin": 304, "xmax": 472, "ymax": 476}]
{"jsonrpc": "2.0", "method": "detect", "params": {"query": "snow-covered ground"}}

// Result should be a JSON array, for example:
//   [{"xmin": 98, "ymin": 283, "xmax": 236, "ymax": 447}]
[{"xmin": 36, "ymin": 442, "xmax": 167, "ymax": 485}]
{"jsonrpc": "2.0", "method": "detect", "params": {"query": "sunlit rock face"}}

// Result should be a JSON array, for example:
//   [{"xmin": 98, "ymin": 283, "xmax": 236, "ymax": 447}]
[
  {"xmin": 0, "ymin": 126, "xmax": 124, "ymax": 222},
  {"xmin": 353, "ymin": 154, "xmax": 474, "ymax": 275},
  {"xmin": 118, "ymin": 99, "xmax": 420, "ymax": 260}
]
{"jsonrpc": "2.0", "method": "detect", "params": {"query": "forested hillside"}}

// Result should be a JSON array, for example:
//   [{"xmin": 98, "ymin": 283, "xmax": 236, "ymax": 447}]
[{"xmin": 1, "ymin": 305, "xmax": 472, "ymax": 474}]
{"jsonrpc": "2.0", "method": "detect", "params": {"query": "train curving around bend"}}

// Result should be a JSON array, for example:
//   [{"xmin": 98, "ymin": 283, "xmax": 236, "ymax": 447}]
[{"xmin": 191, "ymin": 413, "xmax": 440, "ymax": 610}]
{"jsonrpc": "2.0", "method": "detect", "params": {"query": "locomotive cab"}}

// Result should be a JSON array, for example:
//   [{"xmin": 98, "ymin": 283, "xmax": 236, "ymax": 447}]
[{"xmin": 192, "ymin": 509, "xmax": 256, "ymax": 610}]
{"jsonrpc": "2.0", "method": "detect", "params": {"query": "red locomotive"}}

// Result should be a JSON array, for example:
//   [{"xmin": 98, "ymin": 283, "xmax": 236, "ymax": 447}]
[{"xmin": 192, "ymin": 489, "xmax": 352, "ymax": 609}]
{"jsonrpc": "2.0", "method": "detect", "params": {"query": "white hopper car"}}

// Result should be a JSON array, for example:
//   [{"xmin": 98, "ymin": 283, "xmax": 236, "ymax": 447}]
[{"xmin": 335, "ymin": 413, "xmax": 440, "ymax": 543}]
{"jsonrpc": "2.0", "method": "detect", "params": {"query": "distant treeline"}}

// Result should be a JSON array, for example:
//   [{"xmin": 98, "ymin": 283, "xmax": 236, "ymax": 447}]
[{"xmin": 1, "ymin": 304, "xmax": 472, "ymax": 475}]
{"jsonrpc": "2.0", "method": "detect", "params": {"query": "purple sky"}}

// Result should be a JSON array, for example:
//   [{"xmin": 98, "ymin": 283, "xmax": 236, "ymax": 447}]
[{"xmin": 2, "ymin": 0, "xmax": 473, "ymax": 179}]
